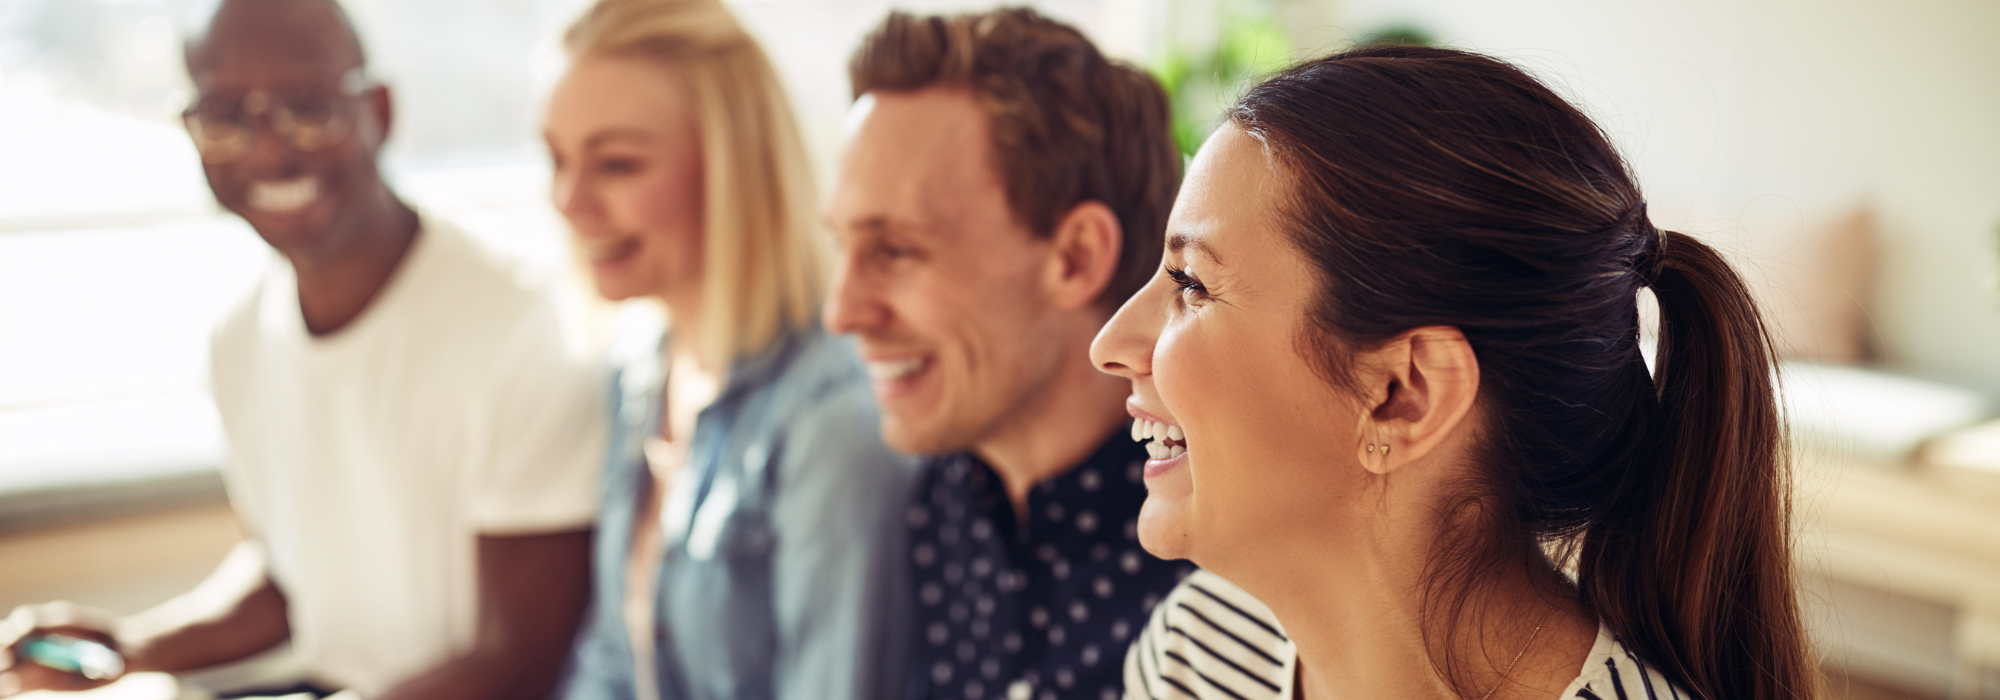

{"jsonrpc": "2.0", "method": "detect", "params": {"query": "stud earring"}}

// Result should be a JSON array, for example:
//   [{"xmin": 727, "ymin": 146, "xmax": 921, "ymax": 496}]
[
  {"xmin": 1381, "ymin": 445, "xmax": 1391, "ymax": 455},
  {"xmin": 1366, "ymin": 444, "xmax": 1376, "ymax": 453}
]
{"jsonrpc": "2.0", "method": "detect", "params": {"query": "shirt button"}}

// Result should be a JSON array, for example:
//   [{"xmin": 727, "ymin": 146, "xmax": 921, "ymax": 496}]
[{"xmin": 1007, "ymin": 680, "xmax": 1033, "ymax": 700}]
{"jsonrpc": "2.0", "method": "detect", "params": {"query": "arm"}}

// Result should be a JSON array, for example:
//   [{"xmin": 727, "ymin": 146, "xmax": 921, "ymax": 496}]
[
  {"xmin": 122, "ymin": 577, "xmax": 290, "ymax": 674},
  {"xmin": 1, "ymin": 541, "xmax": 290, "ymax": 694},
  {"xmin": 770, "ymin": 385, "xmax": 918, "ymax": 700},
  {"xmin": 369, "ymin": 530, "xmax": 593, "ymax": 700}
]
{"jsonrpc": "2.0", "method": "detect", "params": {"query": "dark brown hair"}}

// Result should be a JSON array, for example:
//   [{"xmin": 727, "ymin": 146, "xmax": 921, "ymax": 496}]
[
  {"xmin": 1230, "ymin": 45, "xmax": 1810, "ymax": 699},
  {"xmin": 849, "ymin": 8, "xmax": 1181, "ymax": 305}
]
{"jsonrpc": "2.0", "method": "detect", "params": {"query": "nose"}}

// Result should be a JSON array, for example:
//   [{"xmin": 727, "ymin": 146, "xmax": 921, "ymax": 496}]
[
  {"xmin": 550, "ymin": 166, "xmax": 589, "ymax": 224},
  {"xmin": 240, "ymin": 116, "xmax": 298, "ymax": 173},
  {"xmin": 1091, "ymin": 278, "xmax": 1161, "ymax": 380},
  {"xmin": 823, "ymin": 249, "xmax": 887, "ymax": 335}
]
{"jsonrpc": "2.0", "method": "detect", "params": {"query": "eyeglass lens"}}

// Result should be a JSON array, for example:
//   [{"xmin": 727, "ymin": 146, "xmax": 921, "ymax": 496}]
[{"xmin": 183, "ymin": 91, "xmax": 353, "ymax": 164}]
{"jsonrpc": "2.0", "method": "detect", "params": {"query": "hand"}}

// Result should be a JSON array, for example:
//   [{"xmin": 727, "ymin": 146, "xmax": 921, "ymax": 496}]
[{"xmin": 0, "ymin": 602, "xmax": 125, "ymax": 696}]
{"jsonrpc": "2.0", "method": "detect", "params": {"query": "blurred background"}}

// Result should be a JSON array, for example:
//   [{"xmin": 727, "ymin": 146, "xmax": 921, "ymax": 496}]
[{"xmin": 1, "ymin": 0, "xmax": 1996, "ymax": 697}]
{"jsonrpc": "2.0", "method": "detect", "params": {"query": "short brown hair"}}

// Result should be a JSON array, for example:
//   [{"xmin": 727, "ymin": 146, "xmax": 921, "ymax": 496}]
[{"xmin": 849, "ymin": 8, "xmax": 1180, "ymax": 306}]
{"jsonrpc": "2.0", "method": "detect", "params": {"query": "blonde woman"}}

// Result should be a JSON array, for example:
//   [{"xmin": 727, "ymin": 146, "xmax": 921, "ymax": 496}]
[{"xmin": 543, "ymin": 1, "xmax": 913, "ymax": 698}]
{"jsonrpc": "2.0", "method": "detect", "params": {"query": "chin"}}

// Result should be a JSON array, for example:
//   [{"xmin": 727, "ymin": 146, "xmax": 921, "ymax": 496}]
[
  {"xmin": 1135, "ymin": 496, "xmax": 1195, "ymax": 562},
  {"xmin": 244, "ymin": 218, "xmax": 333, "ymax": 254},
  {"xmin": 879, "ymin": 413, "xmax": 945, "ymax": 457},
  {"xmin": 879, "ymin": 400, "xmax": 984, "ymax": 457},
  {"xmin": 589, "ymin": 279, "xmax": 647, "ymax": 303}
]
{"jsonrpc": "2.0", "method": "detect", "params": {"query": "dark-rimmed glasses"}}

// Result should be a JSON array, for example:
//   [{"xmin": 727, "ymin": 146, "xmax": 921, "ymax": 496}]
[{"xmin": 181, "ymin": 68, "xmax": 377, "ymax": 164}]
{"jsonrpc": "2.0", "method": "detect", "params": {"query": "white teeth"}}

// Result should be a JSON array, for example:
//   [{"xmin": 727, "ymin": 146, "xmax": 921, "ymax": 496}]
[
  {"xmin": 1130, "ymin": 418, "xmax": 1188, "ymax": 460},
  {"xmin": 247, "ymin": 177, "xmax": 318, "ymax": 213},
  {"xmin": 865, "ymin": 358, "xmax": 926, "ymax": 382}
]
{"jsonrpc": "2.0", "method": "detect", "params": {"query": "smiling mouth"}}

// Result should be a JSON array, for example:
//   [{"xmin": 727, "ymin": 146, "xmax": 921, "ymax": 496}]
[
  {"xmin": 246, "ymin": 177, "xmax": 319, "ymax": 213},
  {"xmin": 581, "ymin": 237, "xmax": 641, "ymax": 265},
  {"xmin": 1131, "ymin": 417, "xmax": 1187, "ymax": 460},
  {"xmin": 865, "ymin": 357, "xmax": 928, "ymax": 382}
]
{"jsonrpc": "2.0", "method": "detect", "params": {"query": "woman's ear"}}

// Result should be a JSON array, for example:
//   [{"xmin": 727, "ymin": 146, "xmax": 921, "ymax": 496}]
[{"xmin": 1352, "ymin": 326, "xmax": 1480, "ymax": 475}]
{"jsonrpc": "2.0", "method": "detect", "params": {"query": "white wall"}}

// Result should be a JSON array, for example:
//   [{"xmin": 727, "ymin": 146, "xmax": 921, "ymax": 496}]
[
  {"xmin": 338, "ymin": 0, "xmax": 1999, "ymax": 392},
  {"xmin": 1323, "ymin": 0, "xmax": 2000, "ymax": 393}
]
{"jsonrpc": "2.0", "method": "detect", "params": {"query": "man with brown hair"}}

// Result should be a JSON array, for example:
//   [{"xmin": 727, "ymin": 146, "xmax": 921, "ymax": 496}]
[{"xmin": 823, "ymin": 9, "xmax": 1186, "ymax": 700}]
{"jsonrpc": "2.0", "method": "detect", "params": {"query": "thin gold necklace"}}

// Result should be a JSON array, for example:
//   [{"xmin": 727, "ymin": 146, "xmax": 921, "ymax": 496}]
[{"xmin": 1479, "ymin": 615, "xmax": 1549, "ymax": 700}]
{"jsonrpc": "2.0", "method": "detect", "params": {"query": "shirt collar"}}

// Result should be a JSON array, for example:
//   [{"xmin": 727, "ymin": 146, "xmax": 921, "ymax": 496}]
[{"xmin": 641, "ymin": 321, "xmax": 820, "ymax": 403}]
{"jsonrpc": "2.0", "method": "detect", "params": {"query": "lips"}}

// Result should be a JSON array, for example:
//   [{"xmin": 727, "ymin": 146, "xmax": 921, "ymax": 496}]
[
  {"xmin": 580, "ymin": 236, "xmax": 641, "ymax": 265},
  {"xmin": 246, "ymin": 176, "xmax": 319, "ymax": 213}
]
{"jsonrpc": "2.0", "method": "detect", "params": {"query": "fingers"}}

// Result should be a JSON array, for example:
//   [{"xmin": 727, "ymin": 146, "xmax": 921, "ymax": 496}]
[
  {"xmin": 26, "ymin": 602, "xmax": 119, "ymax": 637},
  {"xmin": 0, "ymin": 602, "xmax": 126, "ymax": 693},
  {"xmin": 3, "ymin": 662, "xmax": 115, "ymax": 693},
  {"xmin": 0, "ymin": 607, "xmax": 35, "ymax": 663},
  {"xmin": 1, "ymin": 602, "xmax": 120, "ymax": 653}
]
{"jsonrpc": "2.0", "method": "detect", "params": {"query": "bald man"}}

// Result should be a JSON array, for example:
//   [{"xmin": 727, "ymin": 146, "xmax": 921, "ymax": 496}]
[{"xmin": 0, "ymin": 1, "xmax": 604, "ymax": 697}]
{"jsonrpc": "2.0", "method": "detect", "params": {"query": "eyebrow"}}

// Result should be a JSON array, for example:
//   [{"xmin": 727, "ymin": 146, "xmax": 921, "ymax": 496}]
[
  {"xmin": 831, "ymin": 215, "xmax": 892, "ymax": 234},
  {"xmin": 1167, "ymin": 231, "xmax": 1224, "ymax": 265},
  {"xmin": 583, "ymin": 128, "xmax": 652, "ymax": 150}
]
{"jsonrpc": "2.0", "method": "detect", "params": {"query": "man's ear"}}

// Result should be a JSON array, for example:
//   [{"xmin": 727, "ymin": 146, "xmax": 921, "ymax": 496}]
[
  {"xmin": 1351, "ymin": 326, "xmax": 1481, "ymax": 475},
  {"xmin": 1041, "ymin": 200, "xmax": 1123, "ymax": 310},
  {"xmin": 361, "ymin": 84, "xmax": 394, "ymax": 149}
]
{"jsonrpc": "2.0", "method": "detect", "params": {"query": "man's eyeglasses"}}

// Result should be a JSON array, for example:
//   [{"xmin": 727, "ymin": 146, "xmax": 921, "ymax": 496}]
[{"xmin": 182, "ymin": 69, "xmax": 377, "ymax": 165}]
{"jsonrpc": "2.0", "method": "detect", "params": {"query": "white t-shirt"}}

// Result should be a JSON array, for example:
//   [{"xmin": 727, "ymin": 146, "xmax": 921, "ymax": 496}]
[
  {"xmin": 210, "ymin": 211, "xmax": 606, "ymax": 695},
  {"xmin": 1124, "ymin": 570, "xmax": 1689, "ymax": 700}
]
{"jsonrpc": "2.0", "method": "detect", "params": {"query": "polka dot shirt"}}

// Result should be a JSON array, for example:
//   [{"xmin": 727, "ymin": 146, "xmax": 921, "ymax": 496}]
[{"xmin": 905, "ymin": 430, "xmax": 1194, "ymax": 700}]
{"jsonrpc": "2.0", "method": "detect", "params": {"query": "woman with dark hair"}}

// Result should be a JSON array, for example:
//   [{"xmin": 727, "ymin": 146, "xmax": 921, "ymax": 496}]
[{"xmin": 1093, "ymin": 45, "xmax": 1812, "ymax": 700}]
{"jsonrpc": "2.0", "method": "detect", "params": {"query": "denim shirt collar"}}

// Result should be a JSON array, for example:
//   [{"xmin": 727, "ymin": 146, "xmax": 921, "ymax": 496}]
[
  {"xmin": 620, "ymin": 322, "xmax": 818, "ymax": 430},
  {"xmin": 712, "ymin": 326, "xmax": 813, "ymax": 404}
]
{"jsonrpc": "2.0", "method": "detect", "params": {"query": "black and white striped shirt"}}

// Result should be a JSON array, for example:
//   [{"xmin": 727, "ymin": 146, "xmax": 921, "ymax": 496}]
[
  {"xmin": 1122, "ymin": 571, "xmax": 1689, "ymax": 700},
  {"xmin": 1123, "ymin": 570, "xmax": 1295, "ymax": 699}
]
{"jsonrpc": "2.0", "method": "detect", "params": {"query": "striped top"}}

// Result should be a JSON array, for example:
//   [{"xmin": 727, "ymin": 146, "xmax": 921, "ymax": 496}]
[
  {"xmin": 1123, "ymin": 571, "xmax": 1689, "ymax": 700},
  {"xmin": 1123, "ymin": 570, "xmax": 1296, "ymax": 699}
]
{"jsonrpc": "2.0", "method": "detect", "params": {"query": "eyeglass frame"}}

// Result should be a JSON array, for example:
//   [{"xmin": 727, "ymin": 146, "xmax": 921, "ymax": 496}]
[{"xmin": 180, "ymin": 68, "xmax": 380, "ymax": 165}]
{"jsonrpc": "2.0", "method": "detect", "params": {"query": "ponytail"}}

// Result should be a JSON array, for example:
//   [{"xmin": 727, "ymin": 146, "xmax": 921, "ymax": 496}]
[{"xmin": 1579, "ymin": 230, "xmax": 1813, "ymax": 700}]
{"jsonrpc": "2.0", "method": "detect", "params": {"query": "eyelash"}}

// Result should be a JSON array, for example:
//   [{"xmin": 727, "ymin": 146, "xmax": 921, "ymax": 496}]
[
  {"xmin": 1165, "ymin": 265, "xmax": 1210, "ymax": 303},
  {"xmin": 596, "ymin": 158, "xmax": 641, "ymax": 175},
  {"xmin": 874, "ymin": 240, "xmax": 914, "ymax": 261}
]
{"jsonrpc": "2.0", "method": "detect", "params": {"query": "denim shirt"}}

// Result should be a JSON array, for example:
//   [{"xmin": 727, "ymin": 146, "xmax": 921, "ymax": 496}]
[{"xmin": 562, "ymin": 322, "xmax": 916, "ymax": 700}]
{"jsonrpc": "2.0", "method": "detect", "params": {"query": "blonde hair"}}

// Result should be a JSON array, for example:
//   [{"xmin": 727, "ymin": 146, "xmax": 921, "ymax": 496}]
[{"xmin": 565, "ymin": 0, "xmax": 825, "ymax": 366}]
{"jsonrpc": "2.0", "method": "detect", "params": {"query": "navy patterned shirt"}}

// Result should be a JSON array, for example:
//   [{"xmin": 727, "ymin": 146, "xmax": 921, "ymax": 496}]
[{"xmin": 905, "ymin": 428, "xmax": 1193, "ymax": 700}]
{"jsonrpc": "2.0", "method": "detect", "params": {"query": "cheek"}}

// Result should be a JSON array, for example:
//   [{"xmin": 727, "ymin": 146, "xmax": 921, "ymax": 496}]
[
  {"xmin": 1155, "ymin": 314, "xmax": 1356, "ymax": 545},
  {"xmin": 1154, "ymin": 318, "xmax": 1260, "ymax": 500},
  {"xmin": 620, "ymin": 171, "xmax": 705, "ymax": 264},
  {"xmin": 918, "ymin": 249, "xmax": 1042, "ymax": 357},
  {"xmin": 202, "ymin": 165, "xmax": 241, "ymax": 201},
  {"xmin": 328, "ymin": 141, "xmax": 374, "ymax": 180}
]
